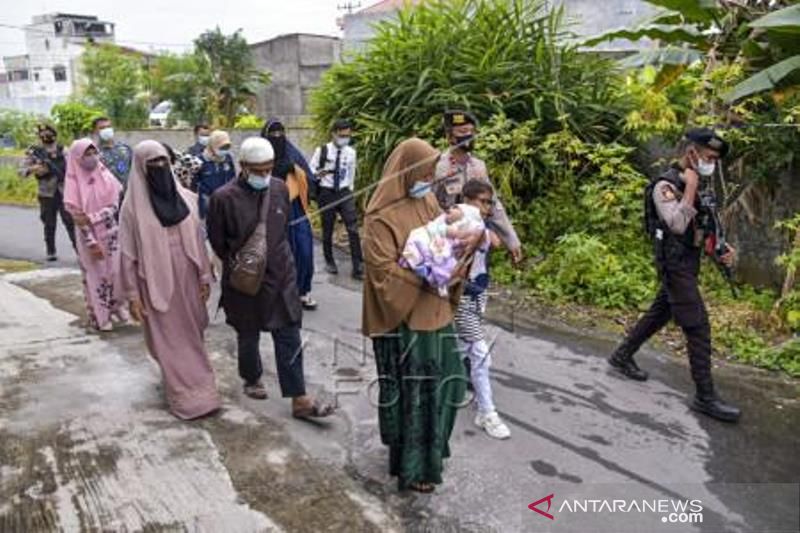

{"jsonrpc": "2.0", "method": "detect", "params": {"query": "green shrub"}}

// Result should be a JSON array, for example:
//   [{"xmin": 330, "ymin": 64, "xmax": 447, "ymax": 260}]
[
  {"xmin": 233, "ymin": 114, "xmax": 264, "ymax": 129},
  {"xmin": 50, "ymin": 101, "xmax": 105, "ymax": 141},
  {"xmin": 0, "ymin": 165, "xmax": 37, "ymax": 206},
  {"xmin": 0, "ymin": 109, "xmax": 46, "ymax": 148},
  {"xmin": 530, "ymin": 233, "xmax": 654, "ymax": 309}
]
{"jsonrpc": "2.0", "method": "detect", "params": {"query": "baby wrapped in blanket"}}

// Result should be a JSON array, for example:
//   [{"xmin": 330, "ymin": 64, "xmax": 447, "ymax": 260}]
[{"xmin": 400, "ymin": 203, "xmax": 486, "ymax": 297}]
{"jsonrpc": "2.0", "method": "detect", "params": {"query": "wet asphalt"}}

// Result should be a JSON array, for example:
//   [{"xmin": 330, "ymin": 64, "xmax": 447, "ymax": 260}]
[{"xmin": 0, "ymin": 204, "xmax": 798, "ymax": 533}]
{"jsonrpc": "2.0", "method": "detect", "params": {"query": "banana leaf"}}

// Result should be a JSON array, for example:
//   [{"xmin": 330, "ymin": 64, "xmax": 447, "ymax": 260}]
[{"xmin": 724, "ymin": 54, "xmax": 800, "ymax": 102}]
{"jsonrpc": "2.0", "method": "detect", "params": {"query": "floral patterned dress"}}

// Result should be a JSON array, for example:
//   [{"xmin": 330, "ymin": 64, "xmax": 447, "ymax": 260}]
[{"xmin": 73, "ymin": 204, "xmax": 125, "ymax": 329}]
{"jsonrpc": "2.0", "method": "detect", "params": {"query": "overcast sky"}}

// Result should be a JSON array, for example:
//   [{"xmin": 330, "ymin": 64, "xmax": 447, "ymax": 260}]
[{"xmin": 1, "ymin": 0, "xmax": 355, "ymax": 58}]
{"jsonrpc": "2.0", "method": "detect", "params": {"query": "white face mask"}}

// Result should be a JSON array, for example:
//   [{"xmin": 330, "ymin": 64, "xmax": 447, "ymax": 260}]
[
  {"xmin": 197, "ymin": 135, "xmax": 210, "ymax": 146},
  {"xmin": 98, "ymin": 127, "xmax": 114, "ymax": 142},
  {"xmin": 696, "ymin": 158, "xmax": 716, "ymax": 177},
  {"xmin": 247, "ymin": 173, "xmax": 271, "ymax": 190},
  {"xmin": 334, "ymin": 136, "xmax": 351, "ymax": 148}
]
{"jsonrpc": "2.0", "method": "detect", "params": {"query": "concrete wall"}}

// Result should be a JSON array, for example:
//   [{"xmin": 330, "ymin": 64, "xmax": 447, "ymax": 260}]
[
  {"xmin": 727, "ymin": 171, "xmax": 800, "ymax": 289},
  {"xmin": 112, "ymin": 123, "xmax": 317, "ymax": 161},
  {"xmin": 552, "ymin": 0, "xmax": 658, "ymax": 51},
  {"xmin": 342, "ymin": 11, "xmax": 396, "ymax": 56},
  {"xmin": 250, "ymin": 34, "xmax": 341, "ymax": 121}
]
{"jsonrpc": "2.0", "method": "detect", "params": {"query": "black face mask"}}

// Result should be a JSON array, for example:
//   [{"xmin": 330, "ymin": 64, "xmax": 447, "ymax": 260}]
[
  {"xmin": 453, "ymin": 134, "xmax": 475, "ymax": 152},
  {"xmin": 40, "ymin": 135, "xmax": 56, "ymax": 145},
  {"xmin": 269, "ymin": 136, "xmax": 287, "ymax": 160},
  {"xmin": 145, "ymin": 164, "xmax": 190, "ymax": 227}
]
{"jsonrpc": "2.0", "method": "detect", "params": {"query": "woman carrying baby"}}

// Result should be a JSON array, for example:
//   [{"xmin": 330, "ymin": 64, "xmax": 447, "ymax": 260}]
[{"xmin": 362, "ymin": 138, "xmax": 480, "ymax": 494}]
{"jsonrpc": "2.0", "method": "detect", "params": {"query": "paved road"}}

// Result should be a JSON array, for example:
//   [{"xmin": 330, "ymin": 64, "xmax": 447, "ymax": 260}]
[{"xmin": 1, "ymin": 205, "xmax": 798, "ymax": 533}]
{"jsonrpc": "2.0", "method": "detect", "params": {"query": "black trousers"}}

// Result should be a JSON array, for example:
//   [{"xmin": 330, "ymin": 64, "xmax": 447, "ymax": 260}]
[
  {"xmin": 614, "ymin": 251, "xmax": 713, "ymax": 388},
  {"xmin": 236, "ymin": 326, "xmax": 306, "ymax": 397},
  {"xmin": 39, "ymin": 191, "xmax": 76, "ymax": 255},
  {"xmin": 318, "ymin": 187, "xmax": 363, "ymax": 267}
]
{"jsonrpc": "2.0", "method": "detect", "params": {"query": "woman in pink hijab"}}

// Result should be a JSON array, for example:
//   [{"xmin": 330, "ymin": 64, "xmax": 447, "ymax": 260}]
[
  {"xmin": 64, "ymin": 138, "xmax": 127, "ymax": 331},
  {"xmin": 119, "ymin": 140, "xmax": 221, "ymax": 420}
]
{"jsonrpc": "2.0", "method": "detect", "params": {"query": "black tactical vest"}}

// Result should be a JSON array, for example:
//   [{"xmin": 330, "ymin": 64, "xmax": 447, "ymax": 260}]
[{"xmin": 644, "ymin": 166, "xmax": 700, "ymax": 268}]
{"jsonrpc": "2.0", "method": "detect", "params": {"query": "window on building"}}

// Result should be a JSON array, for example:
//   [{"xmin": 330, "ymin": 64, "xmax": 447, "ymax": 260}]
[
  {"xmin": 33, "ymin": 72, "xmax": 39, "ymax": 81},
  {"xmin": 11, "ymin": 70, "xmax": 29, "ymax": 81},
  {"xmin": 53, "ymin": 66, "xmax": 67, "ymax": 82},
  {"xmin": 45, "ymin": 39, "xmax": 50, "ymax": 51},
  {"xmin": 54, "ymin": 21, "xmax": 63, "ymax": 34}
]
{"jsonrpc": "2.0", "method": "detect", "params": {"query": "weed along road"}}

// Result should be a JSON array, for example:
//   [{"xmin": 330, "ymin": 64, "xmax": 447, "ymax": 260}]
[{"xmin": 1, "ymin": 204, "xmax": 798, "ymax": 532}]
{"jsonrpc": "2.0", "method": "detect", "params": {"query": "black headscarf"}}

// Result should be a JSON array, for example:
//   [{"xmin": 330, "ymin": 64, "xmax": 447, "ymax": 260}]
[
  {"xmin": 261, "ymin": 118, "xmax": 292, "ymax": 180},
  {"xmin": 145, "ymin": 164, "xmax": 190, "ymax": 227}
]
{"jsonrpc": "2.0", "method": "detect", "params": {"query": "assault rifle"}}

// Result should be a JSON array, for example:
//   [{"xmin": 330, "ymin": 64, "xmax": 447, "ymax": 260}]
[
  {"xmin": 25, "ymin": 145, "xmax": 62, "ymax": 181},
  {"xmin": 697, "ymin": 185, "xmax": 738, "ymax": 298}
]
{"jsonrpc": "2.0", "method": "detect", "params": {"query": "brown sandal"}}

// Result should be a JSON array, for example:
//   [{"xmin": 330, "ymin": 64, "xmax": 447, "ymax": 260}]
[
  {"xmin": 292, "ymin": 397, "xmax": 335, "ymax": 419},
  {"xmin": 408, "ymin": 482, "xmax": 435, "ymax": 494}
]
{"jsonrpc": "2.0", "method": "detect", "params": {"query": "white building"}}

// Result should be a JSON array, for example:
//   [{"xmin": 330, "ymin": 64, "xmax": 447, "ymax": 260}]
[
  {"xmin": 341, "ymin": 0, "xmax": 657, "ymax": 56},
  {"xmin": 0, "ymin": 13, "xmax": 115, "ymax": 114}
]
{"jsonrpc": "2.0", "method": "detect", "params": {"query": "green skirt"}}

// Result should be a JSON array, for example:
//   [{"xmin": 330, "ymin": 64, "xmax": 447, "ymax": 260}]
[{"xmin": 372, "ymin": 322, "xmax": 467, "ymax": 489}]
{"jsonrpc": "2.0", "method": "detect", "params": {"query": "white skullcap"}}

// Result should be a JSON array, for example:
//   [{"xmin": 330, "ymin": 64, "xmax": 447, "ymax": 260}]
[{"xmin": 239, "ymin": 137, "xmax": 274, "ymax": 164}]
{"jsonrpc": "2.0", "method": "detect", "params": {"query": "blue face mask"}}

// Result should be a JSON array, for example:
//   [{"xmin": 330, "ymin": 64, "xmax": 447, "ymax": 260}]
[
  {"xmin": 409, "ymin": 180, "xmax": 432, "ymax": 199},
  {"xmin": 215, "ymin": 149, "xmax": 231, "ymax": 160},
  {"xmin": 247, "ymin": 173, "xmax": 271, "ymax": 190}
]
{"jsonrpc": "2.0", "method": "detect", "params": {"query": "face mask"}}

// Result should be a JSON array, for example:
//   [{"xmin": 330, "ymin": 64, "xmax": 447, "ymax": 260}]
[
  {"xmin": 98, "ymin": 127, "xmax": 114, "ymax": 142},
  {"xmin": 197, "ymin": 135, "xmax": 209, "ymax": 146},
  {"xmin": 247, "ymin": 173, "xmax": 271, "ymax": 190},
  {"xmin": 215, "ymin": 149, "xmax": 231, "ymax": 160},
  {"xmin": 79, "ymin": 155, "xmax": 99, "ymax": 171},
  {"xmin": 334, "ymin": 136, "xmax": 350, "ymax": 148},
  {"xmin": 454, "ymin": 134, "xmax": 475, "ymax": 152},
  {"xmin": 40, "ymin": 135, "xmax": 55, "ymax": 145},
  {"xmin": 408, "ymin": 180, "xmax": 432, "ymax": 199},
  {"xmin": 146, "ymin": 165, "xmax": 173, "ymax": 185},
  {"xmin": 696, "ymin": 158, "xmax": 715, "ymax": 177}
]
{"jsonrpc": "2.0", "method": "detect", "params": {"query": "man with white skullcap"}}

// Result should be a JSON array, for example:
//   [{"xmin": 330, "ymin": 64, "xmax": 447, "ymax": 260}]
[{"xmin": 207, "ymin": 137, "xmax": 336, "ymax": 418}]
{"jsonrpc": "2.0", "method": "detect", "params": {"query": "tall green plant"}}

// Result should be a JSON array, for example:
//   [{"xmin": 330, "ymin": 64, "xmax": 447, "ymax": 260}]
[
  {"xmin": 311, "ymin": 0, "xmax": 627, "ymax": 186},
  {"xmin": 80, "ymin": 44, "xmax": 149, "ymax": 128},
  {"xmin": 193, "ymin": 28, "xmax": 271, "ymax": 127}
]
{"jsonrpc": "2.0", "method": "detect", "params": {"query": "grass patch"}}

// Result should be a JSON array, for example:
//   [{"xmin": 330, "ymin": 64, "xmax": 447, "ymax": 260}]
[
  {"xmin": 0, "ymin": 258, "xmax": 37, "ymax": 273},
  {"xmin": 0, "ymin": 164, "xmax": 37, "ymax": 206}
]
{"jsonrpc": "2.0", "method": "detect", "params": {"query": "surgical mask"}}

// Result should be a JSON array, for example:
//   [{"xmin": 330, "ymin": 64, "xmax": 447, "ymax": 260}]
[
  {"xmin": 247, "ymin": 173, "xmax": 271, "ymax": 190},
  {"xmin": 408, "ymin": 180, "xmax": 432, "ymax": 199},
  {"xmin": 215, "ymin": 149, "xmax": 231, "ymax": 160},
  {"xmin": 197, "ymin": 135, "xmax": 209, "ymax": 146},
  {"xmin": 696, "ymin": 158, "xmax": 716, "ymax": 177},
  {"xmin": 454, "ymin": 134, "xmax": 475, "ymax": 152},
  {"xmin": 79, "ymin": 155, "xmax": 99, "ymax": 171},
  {"xmin": 40, "ymin": 134, "xmax": 55, "ymax": 145},
  {"xmin": 334, "ymin": 136, "xmax": 350, "ymax": 148},
  {"xmin": 98, "ymin": 127, "xmax": 114, "ymax": 142}
]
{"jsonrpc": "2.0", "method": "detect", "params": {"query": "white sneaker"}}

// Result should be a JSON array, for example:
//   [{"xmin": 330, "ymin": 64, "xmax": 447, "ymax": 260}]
[{"xmin": 474, "ymin": 411, "xmax": 511, "ymax": 440}]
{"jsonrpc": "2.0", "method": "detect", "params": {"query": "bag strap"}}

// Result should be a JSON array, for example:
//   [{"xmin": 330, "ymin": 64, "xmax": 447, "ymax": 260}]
[{"xmin": 317, "ymin": 144, "xmax": 328, "ymax": 174}]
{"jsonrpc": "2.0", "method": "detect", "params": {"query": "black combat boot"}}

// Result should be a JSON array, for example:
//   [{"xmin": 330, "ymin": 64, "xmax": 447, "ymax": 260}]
[
  {"xmin": 325, "ymin": 261, "xmax": 339, "ymax": 275},
  {"xmin": 690, "ymin": 382, "xmax": 741, "ymax": 423},
  {"xmin": 608, "ymin": 349, "xmax": 649, "ymax": 381},
  {"xmin": 351, "ymin": 260, "xmax": 364, "ymax": 281}
]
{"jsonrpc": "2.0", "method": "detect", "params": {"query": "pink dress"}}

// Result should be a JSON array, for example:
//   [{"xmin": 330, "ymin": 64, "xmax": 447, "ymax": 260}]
[
  {"xmin": 69, "ymin": 204, "xmax": 125, "ymax": 329},
  {"xmin": 122, "ymin": 225, "xmax": 221, "ymax": 420}
]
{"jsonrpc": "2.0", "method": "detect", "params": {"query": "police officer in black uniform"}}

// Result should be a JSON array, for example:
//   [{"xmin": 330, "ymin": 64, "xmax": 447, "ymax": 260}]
[
  {"xmin": 608, "ymin": 128, "xmax": 741, "ymax": 423},
  {"xmin": 20, "ymin": 124, "xmax": 76, "ymax": 261}
]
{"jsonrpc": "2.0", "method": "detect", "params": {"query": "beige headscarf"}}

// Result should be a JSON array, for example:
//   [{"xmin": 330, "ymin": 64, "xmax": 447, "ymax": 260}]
[
  {"xmin": 119, "ymin": 140, "xmax": 206, "ymax": 312},
  {"xmin": 362, "ymin": 138, "xmax": 458, "ymax": 336}
]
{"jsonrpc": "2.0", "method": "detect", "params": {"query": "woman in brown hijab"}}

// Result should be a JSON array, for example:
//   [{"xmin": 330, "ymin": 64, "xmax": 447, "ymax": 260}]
[{"xmin": 362, "ymin": 138, "xmax": 467, "ymax": 493}]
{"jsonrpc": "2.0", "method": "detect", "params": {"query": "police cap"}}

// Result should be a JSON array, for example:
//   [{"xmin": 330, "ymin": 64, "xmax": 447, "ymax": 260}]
[
  {"xmin": 444, "ymin": 110, "xmax": 477, "ymax": 129},
  {"xmin": 685, "ymin": 128, "xmax": 729, "ymax": 158}
]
